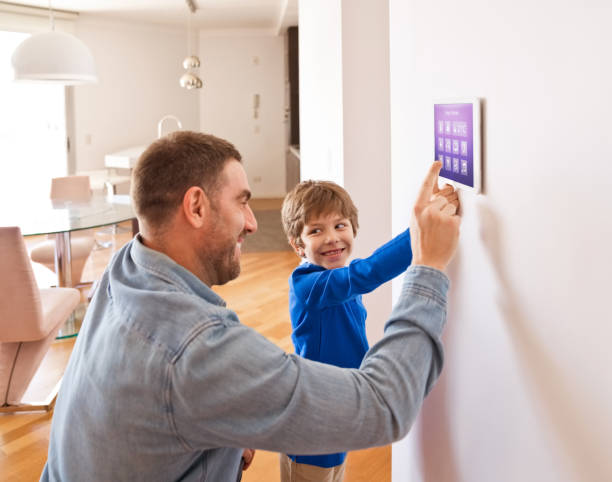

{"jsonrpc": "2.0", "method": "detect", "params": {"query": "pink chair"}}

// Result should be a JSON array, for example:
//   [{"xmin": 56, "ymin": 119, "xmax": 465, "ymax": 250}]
[
  {"xmin": 0, "ymin": 227, "xmax": 80, "ymax": 412},
  {"xmin": 30, "ymin": 176, "xmax": 95, "ymax": 286},
  {"xmin": 49, "ymin": 175, "xmax": 93, "ymax": 202}
]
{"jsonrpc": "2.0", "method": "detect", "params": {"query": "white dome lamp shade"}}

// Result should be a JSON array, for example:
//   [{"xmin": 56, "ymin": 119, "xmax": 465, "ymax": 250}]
[
  {"xmin": 11, "ymin": 2, "xmax": 97, "ymax": 85},
  {"xmin": 12, "ymin": 31, "xmax": 97, "ymax": 85}
]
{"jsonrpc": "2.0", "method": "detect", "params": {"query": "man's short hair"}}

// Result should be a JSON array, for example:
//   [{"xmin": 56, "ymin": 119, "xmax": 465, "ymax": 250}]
[
  {"xmin": 131, "ymin": 131, "xmax": 241, "ymax": 229},
  {"xmin": 281, "ymin": 180, "xmax": 359, "ymax": 248}
]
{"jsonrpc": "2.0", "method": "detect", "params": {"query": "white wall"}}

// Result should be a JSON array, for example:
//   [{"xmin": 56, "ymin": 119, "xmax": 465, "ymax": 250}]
[
  {"xmin": 299, "ymin": 0, "xmax": 392, "ymax": 342},
  {"xmin": 199, "ymin": 34, "xmax": 286, "ymax": 198},
  {"xmin": 341, "ymin": 0, "xmax": 392, "ymax": 343},
  {"xmin": 390, "ymin": 1, "xmax": 612, "ymax": 481},
  {"xmin": 298, "ymin": 0, "xmax": 343, "ymax": 185},
  {"xmin": 72, "ymin": 16, "xmax": 200, "ymax": 172}
]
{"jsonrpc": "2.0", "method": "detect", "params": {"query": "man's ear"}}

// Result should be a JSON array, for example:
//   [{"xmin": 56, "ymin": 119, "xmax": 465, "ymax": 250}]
[
  {"xmin": 182, "ymin": 186, "xmax": 209, "ymax": 229},
  {"xmin": 289, "ymin": 238, "xmax": 305, "ymax": 258}
]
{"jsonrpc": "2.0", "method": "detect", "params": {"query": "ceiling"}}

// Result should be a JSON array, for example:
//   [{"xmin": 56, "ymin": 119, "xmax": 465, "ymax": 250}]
[{"xmin": 5, "ymin": 0, "xmax": 299, "ymax": 32}]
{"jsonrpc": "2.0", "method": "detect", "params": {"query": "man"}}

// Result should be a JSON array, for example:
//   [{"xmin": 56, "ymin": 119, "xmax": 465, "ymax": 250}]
[{"xmin": 42, "ymin": 131, "xmax": 460, "ymax": 481}]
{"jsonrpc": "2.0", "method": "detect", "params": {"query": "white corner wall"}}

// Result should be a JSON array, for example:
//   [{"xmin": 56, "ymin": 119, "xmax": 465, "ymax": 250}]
[
  {"xmin": 341, "ymin": 0, "xmax": 392, "ymax": 343},
  {"xmin": 72, "ymin": 16, "xmax": 200, "ymax": 172},
  {"xmin": 299, "ymin": 0, "xmax": 392, "ymax": 343},
  {"xmin": 198, "ymin": 34, "xmax": 286, "ymax": 198},
  {"xmin": 298, "ymin": 0, "xmax": 343, "ymax": 185},
  {"xmin": 390, "ymin": 1, "xmax": 612, "ymax": 481}
]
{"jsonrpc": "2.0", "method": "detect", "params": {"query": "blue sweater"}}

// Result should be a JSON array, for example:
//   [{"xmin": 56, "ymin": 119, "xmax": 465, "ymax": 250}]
[{"xmin": 287, "ymin": 228, "xmax": 413, "ymax": 468}]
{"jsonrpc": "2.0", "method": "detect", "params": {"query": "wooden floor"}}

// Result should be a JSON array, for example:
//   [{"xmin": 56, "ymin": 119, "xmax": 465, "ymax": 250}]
[{"xmin": 0, "ymin": 215, "xmax": 390, "ymax": 481}]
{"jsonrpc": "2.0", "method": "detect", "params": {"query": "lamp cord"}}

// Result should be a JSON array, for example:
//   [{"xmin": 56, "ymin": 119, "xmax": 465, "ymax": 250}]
[
  {"xmin": 48, "ymin": 0, "xmax": 55, "ymax": 31},
  {"xmin": 187, "ymin": 10, "xmax": 191, "ymax": 60}
]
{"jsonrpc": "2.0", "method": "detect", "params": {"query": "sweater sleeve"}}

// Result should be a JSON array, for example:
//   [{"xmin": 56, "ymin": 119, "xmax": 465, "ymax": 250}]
[
  {"xmin": 172, "ymin": 265, "xmax": 448, "ymax": 455},
  {"xmin": 293, "ymin": 228, "xmax": 412, "ymax": 309}
]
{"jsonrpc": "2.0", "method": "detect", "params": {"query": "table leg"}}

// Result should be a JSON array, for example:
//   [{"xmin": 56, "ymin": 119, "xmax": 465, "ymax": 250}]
[
  {"xmin": 54, "ymin": 231, "xmax": 73, "ymax": 287},
  {"xmin": 54, "ymin": 231, "xmax": 80, "ymax": 338}
]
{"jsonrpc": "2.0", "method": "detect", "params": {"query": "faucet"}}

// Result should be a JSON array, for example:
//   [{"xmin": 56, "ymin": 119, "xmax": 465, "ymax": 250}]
[{"xmin": 157, "ymin": 114, "xmax": 183, "ymax": 139}]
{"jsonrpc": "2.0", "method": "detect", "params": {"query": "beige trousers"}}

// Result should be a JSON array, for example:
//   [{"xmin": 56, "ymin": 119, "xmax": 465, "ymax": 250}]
[{"xmin": 280, "ymin": 454, "xmax": 346, "ymax": 482}]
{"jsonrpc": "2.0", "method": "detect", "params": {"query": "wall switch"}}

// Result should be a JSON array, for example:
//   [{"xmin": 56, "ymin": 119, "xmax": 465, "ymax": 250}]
[{"xmin": 254, "ymin": 94, "xmax": 260, "ymax": 119}]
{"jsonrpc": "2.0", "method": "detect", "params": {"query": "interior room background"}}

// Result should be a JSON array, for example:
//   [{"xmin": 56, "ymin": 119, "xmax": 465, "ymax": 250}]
[
  {"xmin": 0, "ymin": 3, "xmax": 287, "ymax": 200},
  {"xmin": 2, "ymin": 0, "xmax": 611, "ymax": 480}
]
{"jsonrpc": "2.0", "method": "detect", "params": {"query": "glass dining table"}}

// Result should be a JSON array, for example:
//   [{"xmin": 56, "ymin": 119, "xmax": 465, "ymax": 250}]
[
  {"xmin": 1, "ymin": 192, "xmax": 136, "ymax": 287},
  {"xmin": 0, "ymin": 193, "xmax": 137, "ymax": 337}
]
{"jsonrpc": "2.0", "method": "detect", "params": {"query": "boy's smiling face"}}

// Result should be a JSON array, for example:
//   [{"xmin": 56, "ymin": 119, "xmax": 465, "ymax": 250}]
[{"xmin": 292, "ymin": 211, "xmax": 354, "ymax": 269}]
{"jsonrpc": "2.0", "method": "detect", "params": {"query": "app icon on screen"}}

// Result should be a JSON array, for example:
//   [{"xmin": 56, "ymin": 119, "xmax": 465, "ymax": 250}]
[
  {"xmin": 439, "ymin": 153, "xmax": 445, "ymax": 163},
  {"xmin": 461, "ymin": 159, "xmax": 468, "ymax": 176},
  {"xmin": 445, "ymin": 121, "xmax": 452, "ymax": 134},
  {"xmin": 460, "ymin": 141, "xmax": 468, "ymax": 156},
  {"xmin": 452, "ymin": 158, "xmax": 460, "ymax": 173},
  {"xmin": 445, "ymin": 139, "xmax": 452, "ymax": 153},
  {"xmin": 445, "ymin": 156, "xmax": 452, "ymax": 171},
  {"xmin": 452, "ymin": 140, "xmax": 459, "ymax": 154},
  {"xmin": 438, "ymin": 121, "xmax": 444, "ymax": 134},
  {"xmin": 438, "ymin": 137, "xmax": 444, "ymax": 150}
]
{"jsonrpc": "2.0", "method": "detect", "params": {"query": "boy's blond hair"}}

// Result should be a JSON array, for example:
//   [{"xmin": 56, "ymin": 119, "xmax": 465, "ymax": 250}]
[{"xmin": 281, "ymin": 180, "xmax": 359, "ymax": 248}]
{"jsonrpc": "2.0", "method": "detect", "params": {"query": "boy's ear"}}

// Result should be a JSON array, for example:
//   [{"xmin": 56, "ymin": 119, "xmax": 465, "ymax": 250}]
[{"xmin": 289, "ymin": 238, "xmax": 305, "ymax": 258}]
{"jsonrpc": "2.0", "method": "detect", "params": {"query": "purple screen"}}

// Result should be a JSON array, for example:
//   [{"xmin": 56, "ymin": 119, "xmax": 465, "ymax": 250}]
[{"xmin": 434, "ymin": 103, "xmax": 474, "ymax": 187}]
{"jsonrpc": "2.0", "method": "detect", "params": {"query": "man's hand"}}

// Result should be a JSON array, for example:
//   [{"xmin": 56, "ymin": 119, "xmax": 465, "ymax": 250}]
[
  {"xmin": 410, "ymin": 161, "xmax": 461, "ymax": 271},
  {"xmin": 241, "ymin": 449, "xmax": 256, "ymax": 471}
]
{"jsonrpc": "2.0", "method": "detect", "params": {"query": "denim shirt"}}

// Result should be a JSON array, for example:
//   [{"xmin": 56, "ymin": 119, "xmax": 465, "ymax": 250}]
[{"xmin": 42, "ymin": 236, "xmax": 449, "ymax": 482}]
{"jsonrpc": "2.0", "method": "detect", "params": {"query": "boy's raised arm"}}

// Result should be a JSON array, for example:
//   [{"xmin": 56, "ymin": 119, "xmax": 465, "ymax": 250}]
[
  {"xmin": 293, "ymin": 161, "xmax": 459, "ymax": 309},
  {"xmin": 292, "ymin": 230, "xmax": 413, "ymax": 308}
]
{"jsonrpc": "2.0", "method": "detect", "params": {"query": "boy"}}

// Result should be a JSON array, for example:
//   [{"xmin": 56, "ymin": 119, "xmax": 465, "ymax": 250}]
[{"xmin": 280, "ymin": 180, "xmax": 455, "ymax": 481}]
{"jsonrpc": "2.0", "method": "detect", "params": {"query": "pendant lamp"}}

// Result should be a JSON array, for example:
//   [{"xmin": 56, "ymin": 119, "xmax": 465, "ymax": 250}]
[
  {"xmin": 11, "ymin": 1, "xmax": 97, "ymax": 85},
  {"xmin": 180, "ymin": 0, "xmax": 202, "ymax": 90}
]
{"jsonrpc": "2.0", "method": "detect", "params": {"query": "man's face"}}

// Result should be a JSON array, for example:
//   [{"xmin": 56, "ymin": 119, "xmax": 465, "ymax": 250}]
[
  {"xmin": 204, "ymin": 160, "xmax": 257, "ymax": 285},
  {"xmin": 297, "ymin": 211, "xmax": 354, "ymax": 270}
]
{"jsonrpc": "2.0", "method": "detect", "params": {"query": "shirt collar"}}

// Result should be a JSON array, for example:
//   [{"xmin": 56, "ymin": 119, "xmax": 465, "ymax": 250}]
[{"xmin": 130, "ymin": 234, "xmax": 227, "ymax": 308}]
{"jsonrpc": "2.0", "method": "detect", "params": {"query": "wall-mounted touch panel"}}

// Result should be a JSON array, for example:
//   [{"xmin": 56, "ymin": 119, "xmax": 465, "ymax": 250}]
[{"xmin": 434, "ymin": 98, "xmax": 481, "ymax": 193}]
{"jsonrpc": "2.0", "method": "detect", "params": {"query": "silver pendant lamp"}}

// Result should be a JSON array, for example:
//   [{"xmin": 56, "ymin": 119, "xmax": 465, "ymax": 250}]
[
  {"xmin": 180, "ymin": 0, "xmax": 202, "ymax": 89},
  {"xmin": 11, "ymin": 0, "xmax": 97, "ymax": 85}
]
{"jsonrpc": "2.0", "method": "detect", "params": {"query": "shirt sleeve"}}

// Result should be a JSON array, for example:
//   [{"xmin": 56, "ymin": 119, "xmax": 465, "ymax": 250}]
[
  {"xmin": 292, "ymin": 228, "xmax": 412, "ymax": 309},
  {"xmin": 171, "ymin": 265, "xmax": 447, "ymax": 456}
]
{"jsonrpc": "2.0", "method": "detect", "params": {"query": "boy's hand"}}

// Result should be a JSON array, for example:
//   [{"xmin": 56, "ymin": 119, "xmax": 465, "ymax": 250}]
[
  {"xmin": 241, "ymin": 449, "xmax": 256, "ymax": 471},
  {"xmin": 434, "ymin": 183, "xmax": 459, "ymax": 210},
  {"xmin": 410, "ymin": 161, "xmax": 461, "ymax": 271}
]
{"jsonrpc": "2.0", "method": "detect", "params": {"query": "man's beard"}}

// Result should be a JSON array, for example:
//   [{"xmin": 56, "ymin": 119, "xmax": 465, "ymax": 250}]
[
  {"xmin": 206, "ymin": 216, "xmax": 244, "ymax": 286},
  {"xmin": 212, "ymin": 241, "xmax": 241, "ymax": 286}
]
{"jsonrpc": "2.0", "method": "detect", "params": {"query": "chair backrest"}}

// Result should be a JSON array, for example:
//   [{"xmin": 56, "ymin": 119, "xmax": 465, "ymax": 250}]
[
  {"xmin": 0, "ymin": 227, "xmax": 44, "ymax": 342},
  {"xmin": 50, "ymin": 175, "xmax": 92, "ymax": 202}
]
